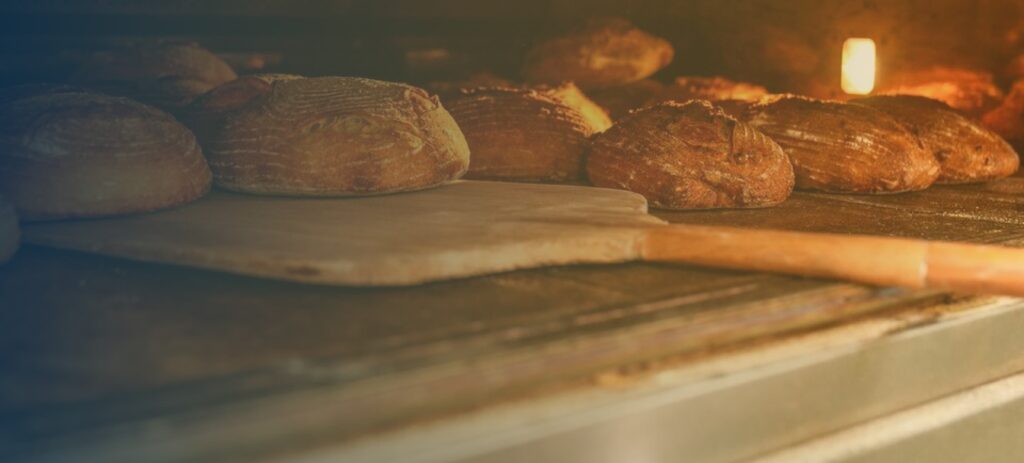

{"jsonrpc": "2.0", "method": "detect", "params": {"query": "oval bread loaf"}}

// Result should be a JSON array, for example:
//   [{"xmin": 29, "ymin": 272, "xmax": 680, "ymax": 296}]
[
  {"xmin": 0, "ymin": 90, "xmax": 212, "ymax": 220},
  {"xmin": 444, "ymin": 87, "xmax": 595, "ymax": 182},
  {"xmin": 854, "ymin": 95, "xmax": 1019, "ymax": 183},
  {"xmin": 745, "ymin": 96, "xmax": 940, "ymax": 193},
  {"xmin": 205, "ymin": 76, "xmax": 470, "ymax": 196},
  {"xmin": 522, "ymin": 18, "xmax": 673, "ymax": 89},
  {"xmin": 70, "ymin": 41, "xmax": 237, "ymax": 111},
  {"xmin": 0, "ymin": 195, "xmax": 18, "ymax": 263},
  {"xmin": 588, "ymin": 100, "xmax": 794, "ymax": 209}
]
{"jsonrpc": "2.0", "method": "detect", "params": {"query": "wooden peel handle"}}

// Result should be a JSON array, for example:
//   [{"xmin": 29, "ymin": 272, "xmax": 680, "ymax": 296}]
[{"xmin": 642, "ymin": 225, "xmax": 1024, "ymax": 297}]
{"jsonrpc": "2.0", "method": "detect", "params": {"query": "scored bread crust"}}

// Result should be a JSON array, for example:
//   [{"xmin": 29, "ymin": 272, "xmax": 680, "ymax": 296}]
[
  {"xmin": 0, "ymin": 91, "xmax": 212, "ymax": 220},
  {"xmin": 587, "ymin": 100, "xmax": 794, "ymax": 209},
  {"xmin": 854, "ymin": 95, "xmax": 1019, "ymax": 183},
  {"xmin": 744, "ymin": 95, "xmax": 940, "ymax": 194},
  {"xmin": 522, "ymin": 18, "xmax": 673, "ymax": 89},
  {"xmin": 0, "ymin": 195, "xmax": 18, "ymax": 263},
  {"xmin": 206, "ymin": 76, "xmax": 470, "ymax": 196},
  {"xmin": 444, "ymin": 87, "xmax": 596, "ymax": 182},
  {"xmin": 69, "ymin": 41, "xmax": 238, "ymax": 111}
]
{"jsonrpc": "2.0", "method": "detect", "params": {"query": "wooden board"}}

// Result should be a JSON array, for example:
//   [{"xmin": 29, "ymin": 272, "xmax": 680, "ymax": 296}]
[
  {"xmin": 4, "ymin": 182, "xmax": 1024, "ymax": 462},
  {"xmin": 21, "ymin": 181, "xmax": 665, "ymax": 286}
]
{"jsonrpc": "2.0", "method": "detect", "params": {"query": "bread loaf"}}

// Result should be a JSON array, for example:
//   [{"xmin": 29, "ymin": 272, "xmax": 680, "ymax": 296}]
[
  {"xmin": 205, "ymin": 76, "xmax": 469, "ymax": 196},
  {"xmin": 0, "ymin": 90, "xmax": 211, "ymax": 220},
  {"xmin": 69, "ymin": 41, "xmax": 237, "ymax": 111},
  {"xmin": 0, "ymin": 195, "xmax": 18, "ymax": 263},
  {"xmin": 854, "ymin": 95, "xmax": 1019, "ymax": 183},
  {"xmin": 744, "ymin": 96, "xmax": 940, "ymax": 193},
  {"xmin": 445, "ymin": 87, "xmax": 594, "ymax": 182},
  {"xmin": 588, "ymin": 101, "xmax": 794, "ymax": 209},
  {"xmin": 522, "ymin": 18, "xmax": 673, "ymax": 89}
]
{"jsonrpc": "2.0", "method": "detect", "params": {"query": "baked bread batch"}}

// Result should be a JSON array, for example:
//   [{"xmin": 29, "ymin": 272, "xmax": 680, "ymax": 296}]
[
  {"xmin": 445, "ymin": 87, "xmax": 595, "ymax": 182},
  {"xmin": 742, "ymin": 95, "xmax": 941, "ymax": 193},
  {"xmin": 588, "ymin": 101, "xmax": 794, "ymax": 209},
  {"xmin": 202, "ymin": 76, "xmax": 470, "ymax": 196},
  {"xmin": 0, "ymin": 14, "xmax": 1021, "ymax": 250},
  {"xmin": 0, "ymin": 87, "xmax": 211, "ymax": 220},
  {"xmin": 854, "ymin": 95, "xmax": 1019, "ymax": 183}
]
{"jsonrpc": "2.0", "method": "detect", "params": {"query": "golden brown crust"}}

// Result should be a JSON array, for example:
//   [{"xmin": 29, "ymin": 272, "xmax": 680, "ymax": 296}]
[
  {"xmin": 445, "ymin": 87, "xmax": 595, "ymax": 182},
  {"xmin": 206, "ymin": 77, "xmax": 470, "ymax": 196},
  {"xmin": 531, "ymin": 82, "xmax": 613, "ymax": 133},
  {"xmin": 0, "ymin": 91, "xmax": 212, "ymax": 220},
  {"xmin": 0, "ymin": 195, "xmax": 18, "ymax": 263},
  {"xmin": 983, "ymin": 80, "xmax": 1024, "ymax": 151},
  {"xmin": 69, "ymin": 41, "xmax": 238, "ymax": 111},
  {"xmin": 854, "ymin": 95, "xmax": 1019, "ymax": 183},
  {"xmin": 745, "ymin": 95, "xmax": 940, "ymax": 194},
  {"xmin": 522, "ymin": 18, "xmax": 673, "ymax": 89},
  {"xmin": 587, "ymin": 101, "xmax": 794, "ymax": 209},
  {"xmin": 878, "ymin": 66, "xmax": 1004, "ymax": 118}
]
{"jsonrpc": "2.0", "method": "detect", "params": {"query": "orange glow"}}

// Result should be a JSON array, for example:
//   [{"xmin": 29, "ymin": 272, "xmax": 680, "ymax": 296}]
[{"xmin": 841, "ymin": 38, "xmax": 876, "ymax": 95}]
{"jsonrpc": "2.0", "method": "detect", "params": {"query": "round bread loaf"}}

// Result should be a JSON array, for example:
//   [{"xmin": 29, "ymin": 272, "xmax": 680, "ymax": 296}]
[
  {"xmin": 205, "ymin": 76, "xmax": 470, "ymax": 196},
  {"xmin": 182, "ymin": 74, "xmax": 304, "ymax": 145},
  {"xmin": 532, "ymin": 82, "xmax": 613, "ymax": 133},
  {"xmin": 445, "ymin": 87, "xmax": 595, "ymax": 182},
  {"xmin": 522, "ymin": 18, "xmax": 673, "ymax": 89},
  {"xmin": 0, "ymin": 195, "xmax": 18, "ymax": 263},
  {"xmin": 588, "ymin": 101, "xmax": 794, "ymax": 209},
  {"xmin": 854, "ymin": 95, "xmax": 1019, "ymax": 183},
  {"xmin": 745, "ymin": 95, "xmax": 940, "ymax": 194},
  {"xmin": 69, "ymin": 41, "xmax": 237, "ymax": 111},
  {"xmin": 0, "ymin": 91, "xmax": 211, "ymax": 220}
]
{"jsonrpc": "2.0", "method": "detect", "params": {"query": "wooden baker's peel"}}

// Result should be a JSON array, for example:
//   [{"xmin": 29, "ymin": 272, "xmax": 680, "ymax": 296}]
[{"xmin": 21, "ymin": 181, "xmax": 1024, "ymax": 296}]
